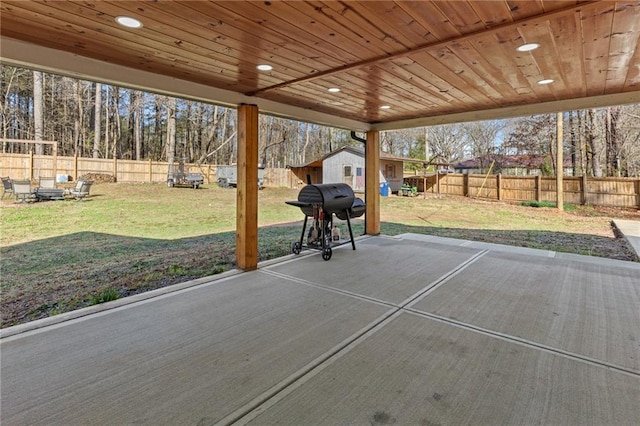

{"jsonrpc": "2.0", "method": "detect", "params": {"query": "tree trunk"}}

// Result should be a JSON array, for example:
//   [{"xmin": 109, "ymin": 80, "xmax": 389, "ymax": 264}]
[
  {"xmin": 605, "ymin": 106, "xmax": 621, "ymax": 177},
  {"xmin": 166, "ymin": 97, "xmax": 176, "ymax": 165},
  {"xmin": 93, "ymin": 82, "xmax": 102, "ymax": 158},
  {"xmin": 569, "ymin": 111, "xmax": 577, "ymax": 176},
  {"xmin": 73, "ymin": 80, "xmax": 82, "ymax": 156},
  {"xmin": 33, "ymin": 70, "xmax": 44, "ymax": 154},
  {"xmin": 134, "ymin": 91, "xmax": 142, "ymax": 160},
  {"xmin": 586, "ymin": 109, "xmax": 601, "ymax": 177}
]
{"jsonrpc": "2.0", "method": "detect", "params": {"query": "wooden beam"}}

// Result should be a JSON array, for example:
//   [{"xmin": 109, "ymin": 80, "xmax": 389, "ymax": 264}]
[
  {"xmin": 236, "ymin": 104, "xmax": 259, "ymax": 271},
  {"xmin": 365, "ymin": 131, "xmax": 380, "ymax": 235}
]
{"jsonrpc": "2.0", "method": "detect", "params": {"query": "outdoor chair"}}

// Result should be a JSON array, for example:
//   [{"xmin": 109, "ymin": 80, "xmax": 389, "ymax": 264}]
[
  {"xmin": 35, "ymin": 176, "xmax": 65, "ymax": 201},
  {"xmin": 12, "ymin": 179, "xmax": 35, "ymax": 203},
  {"xmin": 1, "ymin": 177, "xmax": 13, "ymax": 199},
  {"xmin": 68, "ymin": 179, "xmax": 93, "ymax": 201},
  {"xmin": 38, "ymin": 177, "xmax": 56, "ymax": 189}
]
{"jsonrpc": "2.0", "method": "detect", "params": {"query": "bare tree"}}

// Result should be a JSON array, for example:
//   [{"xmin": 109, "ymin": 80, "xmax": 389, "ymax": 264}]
[
  {"xmin": 33, "ymin": 70, "xmax": 44, "ymax": 154},
  {"xmin": 93, "ymin": 83, "xmax": 102, "ymax": 158},
  {"xmin": 165, "ymin": 96, "xmax": 177, "ymax": 164},
  {"xmin": 605, "ymin": 106, "xmax": 621, "ymax": 176}
]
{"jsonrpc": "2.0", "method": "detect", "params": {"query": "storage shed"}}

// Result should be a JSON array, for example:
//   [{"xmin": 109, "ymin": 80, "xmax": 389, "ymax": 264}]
[{"xmin": 290, "ymin": 146, "xmax": 412, "ymax": 193}]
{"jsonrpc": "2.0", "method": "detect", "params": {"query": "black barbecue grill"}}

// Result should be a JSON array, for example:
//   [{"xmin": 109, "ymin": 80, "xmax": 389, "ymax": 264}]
[{"xmin": 286, "ymin": 183, "xmax": 365, "ymax": 260}]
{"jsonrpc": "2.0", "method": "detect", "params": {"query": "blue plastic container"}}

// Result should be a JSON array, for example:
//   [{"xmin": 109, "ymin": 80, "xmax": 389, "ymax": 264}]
[{"xmin": 379, "ymin": 182, "xmax": 390, "ymax": 197}]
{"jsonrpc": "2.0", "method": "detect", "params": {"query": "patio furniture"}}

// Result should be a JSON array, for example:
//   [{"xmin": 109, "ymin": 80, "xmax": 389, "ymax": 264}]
[
  {"xmin": 1, "ymin": 176, "xmax": 13, "ymax": 199},
  {"xmin": 38, "ymin": 177, "xmax": 56, "ymax": 189},
  {"xmin": 35, "ymin": 177, "xmax": 66, "ymax": 201},
  {"xmin": 12, "ymin": 179, "xmax": 36, "ymax": 203},
  {"xmin": 68, "ymin": 179, "xmax": 93, "ymax": 201}
]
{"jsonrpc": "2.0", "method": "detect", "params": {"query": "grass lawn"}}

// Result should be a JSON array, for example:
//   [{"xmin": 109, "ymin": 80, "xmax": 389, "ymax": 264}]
[{"xmin": 1, "ymin": 183, "xmax": 637, "ymax": 327}]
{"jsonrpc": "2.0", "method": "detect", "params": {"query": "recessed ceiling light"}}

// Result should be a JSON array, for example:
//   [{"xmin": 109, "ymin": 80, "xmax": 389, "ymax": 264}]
[
  {"xmin": 380, "ymin": 105, "xmax": 391, "ymax": 110},
  {"xmin": 257, "ymin": 64, "xmax": 273, "ymax": 71},
  {"xmin": 115, "ymin": 16, "xmax": 143, "ymax": 29},
  {"xmin": 517, "ymin": 43, "xmax": 540, "ymax": 52},
  {"xmin": 537, "ymin": 79, "xmax": 554, "ymax": 85},
  {"xmin": 328, "ymin": 87, "xmax": 340, "ymax": 93}
]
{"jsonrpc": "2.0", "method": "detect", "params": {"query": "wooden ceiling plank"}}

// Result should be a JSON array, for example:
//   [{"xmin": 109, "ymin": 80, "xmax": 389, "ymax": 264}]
[
  {"xmin": 395, "ymin": 1, "xmax": 464, "ymax": 40},
  {"xmin": 293, "ymin": 1, "xmax": 402, "ymax": 56},
  {"xmin": 0, "ymin": 20, "xmax": 248, "ymax": 91},
  {"xmin": 581, "ymin": 1, "xmax": 617, "ymax": 96},
  {"xmin": 176, "ymin": 1, "xmax": 352, "ymax": 73},
  {"xmin": 547, "ymin": 12, "xmax": 588, "ymax": 98},
  {"xmin": 403, "ymin": 52, "xmax": 489, "ymax": 107},
  {"xmin": 421, "ymin": 44, "xmax": 505, "ymax": 104},
  {"xmin": 541, "ymin": 1, "xmax": 582, "ymax": 13},
  {"xmin": 446, "ymin": 39, "xmax": 523, "ymax": 100},
  {"xmin": 506, "ymin": 1, "xmax": 546, "ymax": 19},
  {"xmin": 213, "ymin": 1, "xmax": 364, "ymax": 66},
  {"xmin": 467, "ymin": 0, "xmax": 518, "ymax": 28},
  {"xmin": 295, "ymin": 65, "xmax": 440, "ymax": 113},
  {"xmin": 350, "ymin": 1, "xmax": 438, "ymax": 47},
  {"xmin": 251, "ymin": 0, "xmax": 603, "ymax": 96},
  {"xmin": 2, "ymin": 2, "xmax": 251, "ymax": 85},
  {"xmin": 490, "ymin": 27, "xmax": 552, "ymax": 100},
  {"xmin": 606, "ymin": 2, "xmax": 640, "ymax": 91},
  {"xmin": 335, "ymin": 68, "xmax": 441, "ymax": 111},
  {"xmin": 428, "ymin": 1, "xmax": 487, "ymax": 34},
  {"xmin": 519, "ymin": 20, "xmax": 571, "ymax": 96},
  {"xmin": 373, "ymin": 58, "xmax": 465, "ymax": 106},
  {"xmin": 100, "ymin": 1, "xmax": 323, "ymax": 82}
]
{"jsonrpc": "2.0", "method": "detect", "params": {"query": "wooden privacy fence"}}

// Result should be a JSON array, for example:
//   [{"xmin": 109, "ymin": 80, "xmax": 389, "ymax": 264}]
[
  {"xmin": 411, "ymin": 173, "xmax": 640, "ymax": 209},
  {"xmin": 0, "ymin": 152, "xmax": 293, "ymax": 187},
  {"xmin": 0, "ymin": 152, "xmax": 220, "ymax": 184},
  {"xmin": 2, "ymin": 152, "xmax": 638, "ymax": 208}
]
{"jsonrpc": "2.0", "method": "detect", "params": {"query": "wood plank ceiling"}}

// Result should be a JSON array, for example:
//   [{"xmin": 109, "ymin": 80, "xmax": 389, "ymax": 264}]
[{"xmin": 1, "ymin": 1, "xmax": 639, "ymax": 130}]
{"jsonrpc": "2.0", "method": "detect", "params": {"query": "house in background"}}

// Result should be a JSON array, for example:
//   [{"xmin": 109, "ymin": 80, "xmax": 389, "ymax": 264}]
[
  {"xmin": 288, "ymin": 146, "xmax": 418, "ymax": 193},
  {"xmin": 454, "ymin": 154, "xmax": 574, "ymax": 176}
]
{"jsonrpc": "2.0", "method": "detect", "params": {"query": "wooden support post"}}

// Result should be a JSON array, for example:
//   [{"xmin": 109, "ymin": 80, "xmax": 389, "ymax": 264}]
[
  {"xmin": 113, "ymin": 158, "xmax": 118, "ymax": 182},
  {"xmin": 236, "ymin": 104, "xmax": 259, "ymax": 270},
  {"xmin": 365, "ymin": 130, "xmax": 380, "ymax": 235},
  {"xmin": 497, "ymin": 173, "xmax": 502, "ymax": 201},
  {"xmin": 436, "ymin": 172, "xmax": 441, "ymax": 197},
  {"xmin": 536, "ymin": 175, "xmax": 542, "ymax": 201},
  {"xmin": 74, "ymin": 154, "xmax": 78, "ymax": 181},
  {"xmin": 149, "ymin": 158, "xmax": 153, "ymax": 182},
  {"xmin": 556, "ymin": 112, "xmax": 564, "ymax": 211},
  {"xmin": 581, "ymin": 174, "xmax": 588, "ymax": 205}
]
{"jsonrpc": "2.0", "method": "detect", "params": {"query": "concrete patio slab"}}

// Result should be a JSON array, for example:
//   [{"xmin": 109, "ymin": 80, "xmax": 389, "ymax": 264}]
[
  {"xmin": 0, "ymin": 271, "xmax": 391, "ymax": 425},
  {"xmin": 1, "ymin": 234, "xmax": 639, "ymax": 425},
  {"xmin": 412, "ymin": 250, "xmax": 640, "ymax": 372},
  {"xmin": 614, "ymin": 219, "xmax": 640, "ymax": 261},
  {"xmin": 241, "ymin": 313, "xmax": 640, "ymax": 425},
  {"xmin": 267, "ymin": 237, "xmax": 483, "ymax": 304}
]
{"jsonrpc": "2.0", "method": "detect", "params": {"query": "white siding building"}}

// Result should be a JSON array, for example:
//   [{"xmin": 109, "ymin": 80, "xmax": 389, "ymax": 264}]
[{"xmin": 321, "ymin": 146, "xmax": 405, "ymax": 193}]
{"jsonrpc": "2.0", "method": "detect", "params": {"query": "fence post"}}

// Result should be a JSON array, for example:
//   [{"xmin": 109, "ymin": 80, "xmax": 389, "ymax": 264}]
[
  {"xmin": 637, "ymin": 178, "xmax": 640, "ymax": 209},
  {"xmin": 29, "ymin": 150, "xmax": 34, "ymax": 180},
  {"xmin": 497, "ymin": 173, "xmax": 502, "ymax": 201},
  {"xmin": 74, "ymin": 154, "xmax": 78, "ymax": 181},
  {"xmin": 463, "ymin": 173, "xmax": 469, "ymax": 197},
  {"xmin": 149, "ymin": 158, "xmax": 153, "ymax": 182},
  {"xmin": 581, "ymin": 174, "xmax": 588, "ymax": 205},
  {"xmin": 536, "ymin": 175, "xmax": 542, "ymax": 201},
  {"xmin": 113, "ymin": 158, "xmax": 118, "ymax": 182}
]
